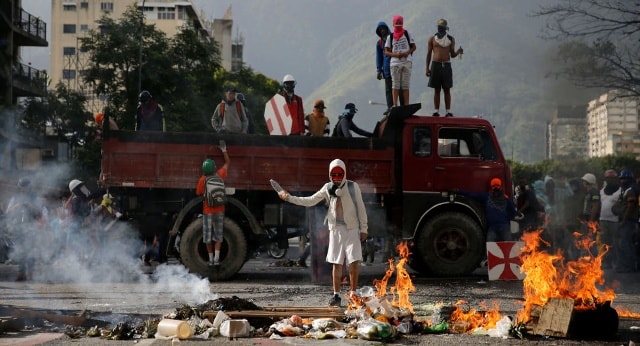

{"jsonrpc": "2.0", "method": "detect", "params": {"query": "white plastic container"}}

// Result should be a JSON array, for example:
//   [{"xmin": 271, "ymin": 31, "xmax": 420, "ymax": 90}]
[{"xmin": 156, "ymin": 319, "xmax": 194, "ymax": 339}]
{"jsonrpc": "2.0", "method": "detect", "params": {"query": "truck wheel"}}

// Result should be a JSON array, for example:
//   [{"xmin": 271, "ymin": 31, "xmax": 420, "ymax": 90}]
[
  {"xmin": 267, "ymin": 241, "xmax": 287, "ymax": 259},
  {"xmin": 412, "ymin": 212, "xmax": 484, "ymax": 277},
  {"xmin": 179, "ymin": 217, "xmax": 247, "ymax": 281}
]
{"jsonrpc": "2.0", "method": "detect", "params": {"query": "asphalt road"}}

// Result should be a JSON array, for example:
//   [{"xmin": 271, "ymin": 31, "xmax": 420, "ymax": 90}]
[{"xmin": 0, "ymin": 246, "xmax": 639, "ymax": 345}]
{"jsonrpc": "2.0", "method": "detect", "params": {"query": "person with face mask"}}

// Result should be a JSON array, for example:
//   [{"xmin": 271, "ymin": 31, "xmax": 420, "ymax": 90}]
[
  {"xmin": 135, "ymin": 90, "xmax": 165, "ymax": 131},
  {"xmin": 426, "ymin": 18, "xmax": 464, "ymax": 117},
  {"xmin": 277, "ymin": 159, "xmax": 368, "ymax": 307},
  {"xmin": 279, "ymin": 74, "xmax": 305, "ymax": 135},
  {"xmin": 333, "ymin": 103, "xmax": 374, "ymax": 138},
  {"xmin": 456, "ymin": 178, "xmax": 516, "ymax": 242},
  {"xmin": 384, "ymin": 15, "xmax": 416, "ymax": 107}
]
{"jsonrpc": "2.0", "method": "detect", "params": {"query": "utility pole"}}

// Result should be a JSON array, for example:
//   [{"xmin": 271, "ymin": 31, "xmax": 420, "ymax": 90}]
[{"xmin": 137, "ymin": 0, "xmax": 146, "ymax": 94}]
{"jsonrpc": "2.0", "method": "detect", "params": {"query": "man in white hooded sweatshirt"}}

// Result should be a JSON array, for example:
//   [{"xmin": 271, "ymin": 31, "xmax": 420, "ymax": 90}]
[{"xmin": 278, "ymin": 159, "xmax": 368, "ymax": 307}]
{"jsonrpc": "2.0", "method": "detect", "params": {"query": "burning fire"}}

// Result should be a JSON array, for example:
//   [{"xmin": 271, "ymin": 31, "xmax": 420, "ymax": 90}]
[
  {"xmin": 518, "ymin": 225, "xmax": 616, "ymax": 323},
  {"xmin": 448, "ymin": 300, "xmax": 503, "ymax": 332},
  {"xmin": 356, "ymin": 241, "xmax": 416, "ymax": 313}
]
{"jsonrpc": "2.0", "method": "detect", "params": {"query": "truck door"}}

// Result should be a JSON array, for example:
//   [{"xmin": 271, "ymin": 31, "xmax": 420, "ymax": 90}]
[
  {"xmin": 433, "ymin": 126, "xmax": 504, "ymax": 192},
  {"xmin": 403, "ymin": 125, "xmax": 505, "ymax": 193}
]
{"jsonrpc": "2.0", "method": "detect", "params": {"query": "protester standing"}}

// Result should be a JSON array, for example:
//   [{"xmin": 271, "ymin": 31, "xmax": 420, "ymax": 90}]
[
  {"xmin": 384, "ymin": 15, "xmax": 416, "ymax": 107},
  {"xmin": 196, "ymin": 141, "xmax": 230, "ymax": 266},
  {"xmin": 278, "ymin": 159, "xmax": 368, "ymax": 307},
  {"xmin": 426, "ymin": 18, "xmax": 463, "ymax": 117}
]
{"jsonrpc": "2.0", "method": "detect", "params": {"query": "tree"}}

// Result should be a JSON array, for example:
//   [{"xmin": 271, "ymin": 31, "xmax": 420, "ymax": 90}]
[{"xmin": 533, "ymin": 0, "xmax": 640, "ymax": 98}]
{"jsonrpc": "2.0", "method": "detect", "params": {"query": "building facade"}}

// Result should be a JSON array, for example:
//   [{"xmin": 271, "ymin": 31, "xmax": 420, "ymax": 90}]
[
  {"xmin": 0, "ymin": 0, "xmax": 48, "ymax": 106},
  {"xmin": 546, "ymin": 105, "xmax": 587, "ymax": 160},
  {"xmin": 587, "ymin": 90, "xmax": 640, "ymax": 159},
  {"xmin": 50, "ymin": 0, "xmax": 241, "ymax": 113}
]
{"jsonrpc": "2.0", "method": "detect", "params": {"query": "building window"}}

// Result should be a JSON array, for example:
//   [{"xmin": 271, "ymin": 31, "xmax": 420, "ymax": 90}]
[
  {"xmin": 157, "ymin": 7, "xmax": 175, "ymax": 20},
  {"xmin": 177, "ymin": 7, "xmax": 188, "ymax": 20},
  {"xmin": 63, "ymin": 4, "xmax": 77, "ymax": 11},
  {"xmin": 100, "ymin": 2, "xmax": 113, "ymax": 12},
  {"xmin": 63, "ymin": 24, "xmax": 77, "ymax": 34},
  {"xmin": 63, "ymin": 47, "xmax": 76, "ymax": 55},
  {"xmin": 80, "ymin": 2, "xmax": 89, "ymax": 9},
  {"xmin": 63, "ymin": 69, "xmax": 76, "ymax": 79},
  {"xmin": 80, "ymin": 24, "xmax": 89, "ymax": 31}
]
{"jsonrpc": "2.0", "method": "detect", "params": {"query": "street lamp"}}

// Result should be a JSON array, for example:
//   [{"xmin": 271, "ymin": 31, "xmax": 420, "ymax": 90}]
[{"xmin": 138, "ymin": 0, "xmax": 146, "ymax": 94}]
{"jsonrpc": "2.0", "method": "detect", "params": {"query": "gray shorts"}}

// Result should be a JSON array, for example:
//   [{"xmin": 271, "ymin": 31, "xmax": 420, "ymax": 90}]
[
  {"xmin": 391, "ymin": 61, "xmax": 412, "ymax": 90},
  {"xmin": 202, "ymin": 213, "xmax": 224, "ymax": 243}
]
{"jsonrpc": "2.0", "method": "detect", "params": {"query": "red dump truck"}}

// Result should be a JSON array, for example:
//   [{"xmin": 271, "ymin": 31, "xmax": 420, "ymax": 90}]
[{"xmin": 100, "ymin": 105, "xmax": 512, "ymax": 280}]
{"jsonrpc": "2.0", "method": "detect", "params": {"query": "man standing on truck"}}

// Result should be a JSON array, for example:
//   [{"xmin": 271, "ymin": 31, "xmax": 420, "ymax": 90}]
[
  {"xmin": 280, "ymin": 74, "xmax": 305, "ymax": 135},
  {"xmin": 304, "ymin": 99, "xmax": 331, "ymax": 137},
  {"xmin": 277, "ymin": 159, "xmax": 368, "ymax": 307},
  {"xmin": 426, "ymin": 18, "xmax": 463, "ymax": 117},
  {"xmin": 333, "ymin": 103, "xmax": 374, "ymax": 138},
  {"xmin": 211, "ymin": 85, "xmax": 248, "ymax": 134},
  {"xmin": 135, "ymin": 90, "xmax": 165, "ymax": 131},
  {"xmin": 196, "ymin": 141, "xmax": 230, "ymax": 266}
]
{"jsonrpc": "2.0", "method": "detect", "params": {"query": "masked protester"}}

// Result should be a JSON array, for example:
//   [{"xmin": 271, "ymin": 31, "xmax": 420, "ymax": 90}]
[
  {"xmin": 277, "ymin": 159, "xmax": 368, "ymax": 307},
  {"xmin": 455, "ymin": 177, "xmax": 516, "ymax": 242}
]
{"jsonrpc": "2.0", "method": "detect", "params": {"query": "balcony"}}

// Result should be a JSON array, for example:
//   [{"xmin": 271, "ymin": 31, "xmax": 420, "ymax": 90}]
[
  {"xmin": 13, "ymin": 7, "xmax": 47, "ymax": 47},
  {"xmin": 12, "ymin": 62, "xmax": 47, "ymax": 97}
]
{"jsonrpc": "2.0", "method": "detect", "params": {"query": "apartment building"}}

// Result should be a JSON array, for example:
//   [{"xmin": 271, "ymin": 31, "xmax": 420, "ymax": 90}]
[
  {"xmin": 587, "ymin": 90, "xmax": 640, "ymax": 159},
  {"xmin": 50, "ymin": 0, "xmax": 241, "ymax": 113},
  {"xmin": 0, "ymin": 0, "xmax": 48, "ymax": 106},
  {"xmin": 546, "ymin": 105, "xmax": 587, "ymax": 160}
]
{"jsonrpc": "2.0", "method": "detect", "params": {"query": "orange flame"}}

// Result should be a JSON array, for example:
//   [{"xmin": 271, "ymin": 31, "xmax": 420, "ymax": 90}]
[
  {"xmin": 370, "ymin": 241, "xmax": 415, "ymax": 313},
  {"xmin": 616, "ymin": 307, "xmax": 640, "ymax": 319},
  {"xmin": 448, "ymin": 300, "xmax": 503, "ymax": 333},
  {"xmin": 517, "ymin": 226, "xmax": 616, "ymax": 322}
]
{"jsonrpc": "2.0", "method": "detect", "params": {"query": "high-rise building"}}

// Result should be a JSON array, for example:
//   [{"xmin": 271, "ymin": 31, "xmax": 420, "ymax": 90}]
[
  {"xmin": 50, "ymin": 0, "xmax": 241, "ymax": 113},
  {"xmin": 587, "ymin": 90, "xmax": 640, "ymax": 159},
  {"xmin": 0, "ymin": 0, "xmax": 48, "ymax": 106}
]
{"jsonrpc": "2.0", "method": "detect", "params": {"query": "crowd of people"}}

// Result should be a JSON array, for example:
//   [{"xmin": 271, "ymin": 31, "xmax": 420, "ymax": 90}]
[
  {"xmin": 0, "ymin": 178, "xmax": 140, "ymax": 280},
  {"xmin": 458, "ymin": 170, "xmax": 640, "ymax": 274}
]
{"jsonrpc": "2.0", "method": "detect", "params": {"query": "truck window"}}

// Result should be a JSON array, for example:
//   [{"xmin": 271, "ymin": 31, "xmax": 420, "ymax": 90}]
[
  {"xmin": 413, "ymin": 127, "xmax": 431, "ymax": 157},
  {"xmin": 437, "ymin": 128, "xmax": 497, "ymax": 161}
]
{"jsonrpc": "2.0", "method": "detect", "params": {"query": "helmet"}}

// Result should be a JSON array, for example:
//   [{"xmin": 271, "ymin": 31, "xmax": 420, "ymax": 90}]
[
  {"xmin": 282, "ymin": 74, "xmax": 296, "ymax": 84},
  {"xmin": 604, "ymin": 169, "xmax": 617, "ymax": 178},
  {"xmin": 619, "ymin": 169, "xmax": 634, "ymax": 180},
  {"xmin": 490, "ymin": 178, "xmax": 502, "ymax": 189},
  {"xmin": 69, "ymin": 179, "xmax": 83, "ymax": 192},
  {"xmin": 236, "ymin": 93, "xmax": 245, "ymax": 102},
  {"xmin": 581, "ymin": 173, "xmax": 596, "ymax": 185},
  {"xmin": 139, "ymin": 90, "xmax": 152, "ymax": 103},
  {"xmin": 202, "ymin": 159, "xmax": 216, "ymax": 175}
]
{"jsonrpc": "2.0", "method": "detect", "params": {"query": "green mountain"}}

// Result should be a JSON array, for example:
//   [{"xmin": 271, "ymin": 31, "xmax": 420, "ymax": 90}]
[{"xmin": 225, "ymin": 0, "xmax": 602, "ymax": 162}]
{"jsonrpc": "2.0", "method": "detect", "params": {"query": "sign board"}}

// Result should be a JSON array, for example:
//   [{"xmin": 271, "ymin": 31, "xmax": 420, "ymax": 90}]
[
  {"xmin": 487, "ymin": 241, "xmax": 525, "ymax": 281},
  {"xmin": 263, "ymin": 94, "xmax": 291, "ymax": 135}
]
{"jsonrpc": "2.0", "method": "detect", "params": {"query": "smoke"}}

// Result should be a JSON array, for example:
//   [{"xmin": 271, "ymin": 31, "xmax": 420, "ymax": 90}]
[{"xmin": 0, "ymin": 106, "xmax": 216, "ymax": 306}]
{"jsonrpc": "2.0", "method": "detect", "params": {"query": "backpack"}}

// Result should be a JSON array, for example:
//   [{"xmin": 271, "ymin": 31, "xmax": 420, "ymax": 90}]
[
  {"xmin": 204, "ymin": 174, "xmax": 226, "ymax": 207},
  {"xmin": 219, "ymin": 101, "xmax": 244, "ymax": 121},
  {"xmin": 389, "ymin": 31, "xmax": 412, "ymax": 55}
]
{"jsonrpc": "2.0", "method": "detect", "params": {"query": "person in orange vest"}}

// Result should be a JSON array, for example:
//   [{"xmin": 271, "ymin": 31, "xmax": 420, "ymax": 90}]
[{"xmin": 280, "ymin": 74, "xmax": 305, "ymax": 135}]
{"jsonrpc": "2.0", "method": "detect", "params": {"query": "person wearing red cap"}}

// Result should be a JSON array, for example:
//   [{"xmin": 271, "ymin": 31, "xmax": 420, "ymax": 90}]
[{"xmin": 455, "ymin": 177, "xmax": 516, "ymax": 242}]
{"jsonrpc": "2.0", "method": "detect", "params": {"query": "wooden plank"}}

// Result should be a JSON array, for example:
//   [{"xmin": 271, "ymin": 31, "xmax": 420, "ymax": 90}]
[
  {"xmin": 203, "ymin": 307, "xmax": 345, "ymax": 321},
  {"xmin": 532, "ymin": 298, "xmax": 573, "ymax": 337}
]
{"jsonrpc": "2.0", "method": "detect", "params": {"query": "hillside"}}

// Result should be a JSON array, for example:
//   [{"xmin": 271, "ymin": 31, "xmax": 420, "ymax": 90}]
[{"xmin": 208, "ymin": 0, "xmax": 603, "ymax": 162}]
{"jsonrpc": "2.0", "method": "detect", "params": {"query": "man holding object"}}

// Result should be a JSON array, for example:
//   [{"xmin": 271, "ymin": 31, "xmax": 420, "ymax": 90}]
[{"xmin": 277, "ymin": 159, "xmax": 368, "ymax": 307}]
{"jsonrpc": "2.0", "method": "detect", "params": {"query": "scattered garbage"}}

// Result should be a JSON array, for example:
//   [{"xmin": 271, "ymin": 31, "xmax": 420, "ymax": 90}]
[{"xmin": 155, "ymin": 319, "xmax": 194, "ymax": 340}]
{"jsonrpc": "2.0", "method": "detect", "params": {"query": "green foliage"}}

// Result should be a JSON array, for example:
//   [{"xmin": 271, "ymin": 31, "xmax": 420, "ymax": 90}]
[
  {"xmin": 509, "ymin": 154, "xmax": 640, "ymax": 185},
  {"xmin": 77, "ymin": 5, "xmax": 280, "ymax": 133},
  {"xmin": 22, "ymin": 83, "xmax": 89, "ymax": 136}
]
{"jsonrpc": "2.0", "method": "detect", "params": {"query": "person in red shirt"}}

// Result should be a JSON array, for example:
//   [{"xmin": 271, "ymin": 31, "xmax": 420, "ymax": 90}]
[
  {"xmin": 196, "ymin": 141, "xmax": 230, "ymax": 266},
  {"xmin": 280, "ymin": 74, "xmax": 305, "ymax": 135}
]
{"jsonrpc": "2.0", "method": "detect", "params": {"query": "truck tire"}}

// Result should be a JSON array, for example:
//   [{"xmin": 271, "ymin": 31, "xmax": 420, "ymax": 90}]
[
  {"xmin": 179, "ymin": 217, "xmax": 247, "ymax": 281},
  {"xmin": 412, "ymin": 212, "xmax": 484, "ymax": 277}
]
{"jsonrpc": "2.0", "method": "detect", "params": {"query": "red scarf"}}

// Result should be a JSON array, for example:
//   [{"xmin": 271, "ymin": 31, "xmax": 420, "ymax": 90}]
[{"xmin": 392, "ymin": 15, "xmax": 405, "ymax": 41}]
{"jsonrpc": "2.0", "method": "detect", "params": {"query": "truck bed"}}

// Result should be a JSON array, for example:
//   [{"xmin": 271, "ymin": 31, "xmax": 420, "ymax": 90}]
[{"xmin": 100, "ymin": 130, "xmax": 396, "ymax": 194}]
